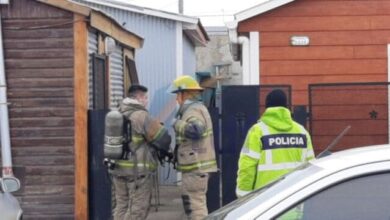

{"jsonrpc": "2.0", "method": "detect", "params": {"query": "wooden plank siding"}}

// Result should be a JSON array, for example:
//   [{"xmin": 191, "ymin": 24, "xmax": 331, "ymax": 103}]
[
  {"xmin": 238, "ymin": 0, "xmax": 390, "ymax": 105},
  {"xmin": 1, "ymin": 0, "xmax": 75, "ymax": 219},
  {"xmin": 309, "ymin": 84, "xmax": 389, "ymax": 154}
]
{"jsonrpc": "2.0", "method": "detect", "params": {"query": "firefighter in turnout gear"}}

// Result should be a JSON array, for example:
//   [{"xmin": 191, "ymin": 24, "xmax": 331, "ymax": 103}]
[
  {"xmin": 236, "ymin": 89, "xmax": 315, "ymax": 197},
  {"xmin": 110, "ymin": 85, "xmax": 172, "ymax": 220},
  {"xmin": 170, "ymin": 75, "xmax": 217, "ymax": 220}
]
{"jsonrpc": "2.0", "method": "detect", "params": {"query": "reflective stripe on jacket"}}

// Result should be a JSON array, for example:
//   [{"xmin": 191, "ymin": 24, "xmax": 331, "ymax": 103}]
[
  {"xmin": 174, "ymin": 101, "xmax": 217, "ymax": 173},
  {"xmin": 109, "ymin": 98, "xmax": 170, "ymax": 176},
  {"xmin": 236, "ymin": 107, "xmax": 315, "ymax": 197}
]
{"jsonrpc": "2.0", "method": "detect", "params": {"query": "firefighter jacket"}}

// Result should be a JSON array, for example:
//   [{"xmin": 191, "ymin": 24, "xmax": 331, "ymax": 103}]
[
  {"xmin": 236, "ymin": 107, "xmax": 315, "ymax": 197},
  {"xmin": 174, "ymin": 100, "xmax": 217, "ymax": 173},
  {"xmin": 109, "ymin": 97, "xmax": 171, "ymax": 177}
]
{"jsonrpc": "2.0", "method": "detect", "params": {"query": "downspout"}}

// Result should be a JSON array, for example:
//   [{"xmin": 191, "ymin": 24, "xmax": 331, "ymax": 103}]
[
  {"xmin": 0, "ymin": 16, "xmax": 14, "ymax": 178},
  {"xmin": 226, "ymin": 21, "xmax": 250, "ymax": 85}
]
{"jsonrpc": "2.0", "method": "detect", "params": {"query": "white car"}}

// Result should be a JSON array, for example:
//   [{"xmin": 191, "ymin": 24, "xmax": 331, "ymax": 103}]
[{"xmin": 206, "ymin": 145, "xmax": 390, "ymax": 220}]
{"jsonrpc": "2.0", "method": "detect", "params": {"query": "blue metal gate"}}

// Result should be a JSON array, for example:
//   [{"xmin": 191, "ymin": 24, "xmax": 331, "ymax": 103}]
[
  {"xmin": 219, "ymin": 85, "xmax": 291, "ymax": 205},
  {"xmin": 221, "ymin": 86, "xmax": 260, "ymax": 205}
]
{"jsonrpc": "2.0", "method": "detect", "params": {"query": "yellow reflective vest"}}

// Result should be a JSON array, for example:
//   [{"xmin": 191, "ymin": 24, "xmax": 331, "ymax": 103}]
[{"xmin": 236, "ymin": 107, "xmax": 315, "ymax": 197}]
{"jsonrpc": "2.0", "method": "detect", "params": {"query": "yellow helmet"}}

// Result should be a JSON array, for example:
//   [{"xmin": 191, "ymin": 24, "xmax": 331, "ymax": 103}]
[{"xmin": 170, "ymin": 75, "xmax": 203, "ymax": 93}]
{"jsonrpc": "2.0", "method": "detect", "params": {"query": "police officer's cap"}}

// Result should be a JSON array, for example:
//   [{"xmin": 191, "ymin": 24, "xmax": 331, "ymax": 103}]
[{"xmin": 266, "ymin": 89, "xmax": 287, "ymax": 108}]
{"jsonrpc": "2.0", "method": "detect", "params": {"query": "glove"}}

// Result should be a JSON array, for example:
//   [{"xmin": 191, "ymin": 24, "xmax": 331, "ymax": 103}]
[
  {"xmin": 166, "ymin": 151, "xmax": 174, "ymax": 162},
  {"xmin": 156, "ymin": 150, "xmax": 174, "ymax": 166}
]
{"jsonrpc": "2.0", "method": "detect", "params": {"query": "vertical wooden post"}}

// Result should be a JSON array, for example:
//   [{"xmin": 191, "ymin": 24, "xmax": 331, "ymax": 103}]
[
  {"xmin": 74, "ymin": 14, "xmax": 89, "ymax": 220},
  {"xmin": 98, "ymin": 33, "xmax": 105, "ymax": 55}
]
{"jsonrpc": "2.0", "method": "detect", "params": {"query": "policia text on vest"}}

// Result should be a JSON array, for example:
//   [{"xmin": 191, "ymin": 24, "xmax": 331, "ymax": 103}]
[{"xmin": 262, "ymin": 134, "xmax": 307, "ymax": 149}]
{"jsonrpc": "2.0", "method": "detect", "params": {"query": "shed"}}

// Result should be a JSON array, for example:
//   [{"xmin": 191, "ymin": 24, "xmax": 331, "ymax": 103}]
[
  {"xmin": 0, "ymin": 0, "xmax": 143, "ymax": 219},
  {"xmin": 75, "ymin": 0, "xmax": 209, "ymax": 184},
  {"xmin": 232, "ymin": 0, "xmax": 390, "ymax": 152}
]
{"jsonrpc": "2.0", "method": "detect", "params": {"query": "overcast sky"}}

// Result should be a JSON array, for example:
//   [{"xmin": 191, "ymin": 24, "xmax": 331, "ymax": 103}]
[{"xmin": 114, "ymin": 0, "xmax": 268, "ymax": 26}]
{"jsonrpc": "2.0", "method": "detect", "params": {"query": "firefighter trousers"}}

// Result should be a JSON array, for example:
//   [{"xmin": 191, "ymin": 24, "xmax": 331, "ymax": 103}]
[
  {"xmin": 112, "ymin": 174, "xmax": 152, "ymax": 220},
  {"xmin": 181, "ymin": 172, "xmax": 210, "ymax": 220}
]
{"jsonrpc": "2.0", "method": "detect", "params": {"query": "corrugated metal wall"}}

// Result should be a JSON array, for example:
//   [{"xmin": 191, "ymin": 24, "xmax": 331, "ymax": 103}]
[
  {"xmin": 76, "ymin": 1, "xmax": 179, "ymax": 185},
  {"xmin": 88, "ymin": 30, "xmax": 98, "ymax": 109},
  {"xmin": 109, "ymin": 45, "xmax": 124, "ymax": 108},
  {"xmin": 183, "ymin": 35, "xmax": 196, "ymax": 75},
  {"xmin": 76, "ymin": 1, "xmax": 177, "ymax": 122}
]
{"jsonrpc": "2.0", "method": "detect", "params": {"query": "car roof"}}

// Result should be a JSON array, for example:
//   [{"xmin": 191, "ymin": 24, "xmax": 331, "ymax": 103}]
[
  {"xmin": 312, "ymin": 144, "xmax": 390, "ymax": 171},
  {"xmin": 224, "ymin": 145, "xmax": 390, "ymax": 220}
]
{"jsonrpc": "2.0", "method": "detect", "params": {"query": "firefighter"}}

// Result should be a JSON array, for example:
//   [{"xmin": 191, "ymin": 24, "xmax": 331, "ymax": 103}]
[
  {"xmin": 170, "ymin": 75, "xmax": 217, "ymax": 220},
  {"xmin": 110, "ymin": 85, "xmax": 171, "ymax": 220},
  {"xmin": 236, "ymin": 89, "xmax": 315, "ymax": 197}
]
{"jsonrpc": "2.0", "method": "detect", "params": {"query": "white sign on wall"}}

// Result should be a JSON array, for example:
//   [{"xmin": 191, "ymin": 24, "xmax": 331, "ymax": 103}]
[{"xmin": 290, "ymin": 36, "xmax": 310, "ymax": 46}]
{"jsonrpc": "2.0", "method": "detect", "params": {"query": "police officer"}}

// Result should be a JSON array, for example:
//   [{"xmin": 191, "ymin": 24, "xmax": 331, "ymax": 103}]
[
  {"xmin": 170, "ymin": 75, "xmax": 217, "ymax": 220},
  {"xmin": 236, "ymin": 89, "xmax": 315, "ymax": 197},
  {"xmin": 110, "ymin": 85, "xmax": 171, "ymax": 220}
]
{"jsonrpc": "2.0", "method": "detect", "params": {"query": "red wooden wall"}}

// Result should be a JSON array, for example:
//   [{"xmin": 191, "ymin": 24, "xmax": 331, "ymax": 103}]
[{"xmin": 238, "ymin": 0, "xmax": 390, "ymax": 105}]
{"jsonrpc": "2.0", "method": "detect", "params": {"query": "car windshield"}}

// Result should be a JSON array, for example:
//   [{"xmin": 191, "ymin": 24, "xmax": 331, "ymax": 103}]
[{"xmin": 206, "ymin": 162, "xmax": 313, "ymax": 220}]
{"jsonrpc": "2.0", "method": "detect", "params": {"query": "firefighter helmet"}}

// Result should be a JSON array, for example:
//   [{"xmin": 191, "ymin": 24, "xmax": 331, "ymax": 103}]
[{"xmin": 170, "ymin": 75, "xmax": 203, "ymax": 93}]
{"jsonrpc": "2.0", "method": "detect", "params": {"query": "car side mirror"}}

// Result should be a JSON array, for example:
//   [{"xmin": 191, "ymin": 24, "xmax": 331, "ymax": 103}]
[{"xmin": 0, "ymin": 177, "xmax": 20, "ymax": 193}]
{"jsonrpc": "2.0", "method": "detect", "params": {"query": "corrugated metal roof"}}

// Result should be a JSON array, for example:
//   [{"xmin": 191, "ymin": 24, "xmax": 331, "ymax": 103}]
[
  {"xmin": 76, "ymin": 0, "xmax": 209, "ymax": 45},
  {"xmin": 78, "ymin": 0, "xmax": 199, "ymax": 23}
]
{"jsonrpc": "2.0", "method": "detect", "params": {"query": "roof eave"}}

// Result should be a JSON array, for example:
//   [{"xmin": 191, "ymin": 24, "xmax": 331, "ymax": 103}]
[
  {"xmin": 183, "ymin": 21, "xmax": 209, "ymax": 47},
  {"xmin": 36, "ymin": 0, "xmax": 144, "ymax": 49},
  {"xmin": 79, "ymin": 0, "xmax": 199, "ymax": 23},
  {"xmin": 235, "ymin": 0, "xmax": 295, "ymax": 22}
]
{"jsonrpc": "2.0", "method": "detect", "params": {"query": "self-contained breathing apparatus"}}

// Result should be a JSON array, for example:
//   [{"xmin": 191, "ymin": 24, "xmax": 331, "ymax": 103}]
[
  {"xmin": 103, "ymin": 109, "xmax": 130, "ymax": 169},
  {"xmin": 103, "ymin": 109, "xmax": 173, "ymax": 170}
]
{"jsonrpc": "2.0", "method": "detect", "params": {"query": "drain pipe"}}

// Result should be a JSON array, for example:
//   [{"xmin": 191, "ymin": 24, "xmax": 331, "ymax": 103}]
[
  {"xmin": 0, "ymin": 16, "xmax": 14, "ymax": 178},
  {"xmin": 226, "ymin": 21, "xmax": 250, "ymax": 85}
]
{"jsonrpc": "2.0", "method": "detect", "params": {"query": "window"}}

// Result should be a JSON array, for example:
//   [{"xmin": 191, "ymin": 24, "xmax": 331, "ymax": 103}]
[
  {"xmin": 275, "ymin": 173, "xmax": 390, "ymax": 220},
  {"xmin": 92, "ymin": 53, "xmax": 108, "ymax": 110},
  {"xmin": 125, "ymin": 56, "xmax": 139, "ymax": 85}
]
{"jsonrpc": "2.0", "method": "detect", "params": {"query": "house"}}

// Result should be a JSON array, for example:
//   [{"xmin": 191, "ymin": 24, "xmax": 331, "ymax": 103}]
[
  {"xmin": 229, "ymin": 0, "xmax": 390, "ymax": 152},
  {"xmin": 75, "ymin": 0, "xmax": 209, "ymax": 184},
  {"xmin": 0, "ymin": 0, "xmax": 143, "ymax": 219}
]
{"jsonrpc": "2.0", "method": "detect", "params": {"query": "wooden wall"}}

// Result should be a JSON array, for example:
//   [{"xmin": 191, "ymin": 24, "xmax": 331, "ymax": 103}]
[
  {"xmin": 238, "ymin": 0, "xmax": 390, "ymax": 105},
  {"xmin": 1, "ymin": 0, "xmax": 75, "ymax": 219}
]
